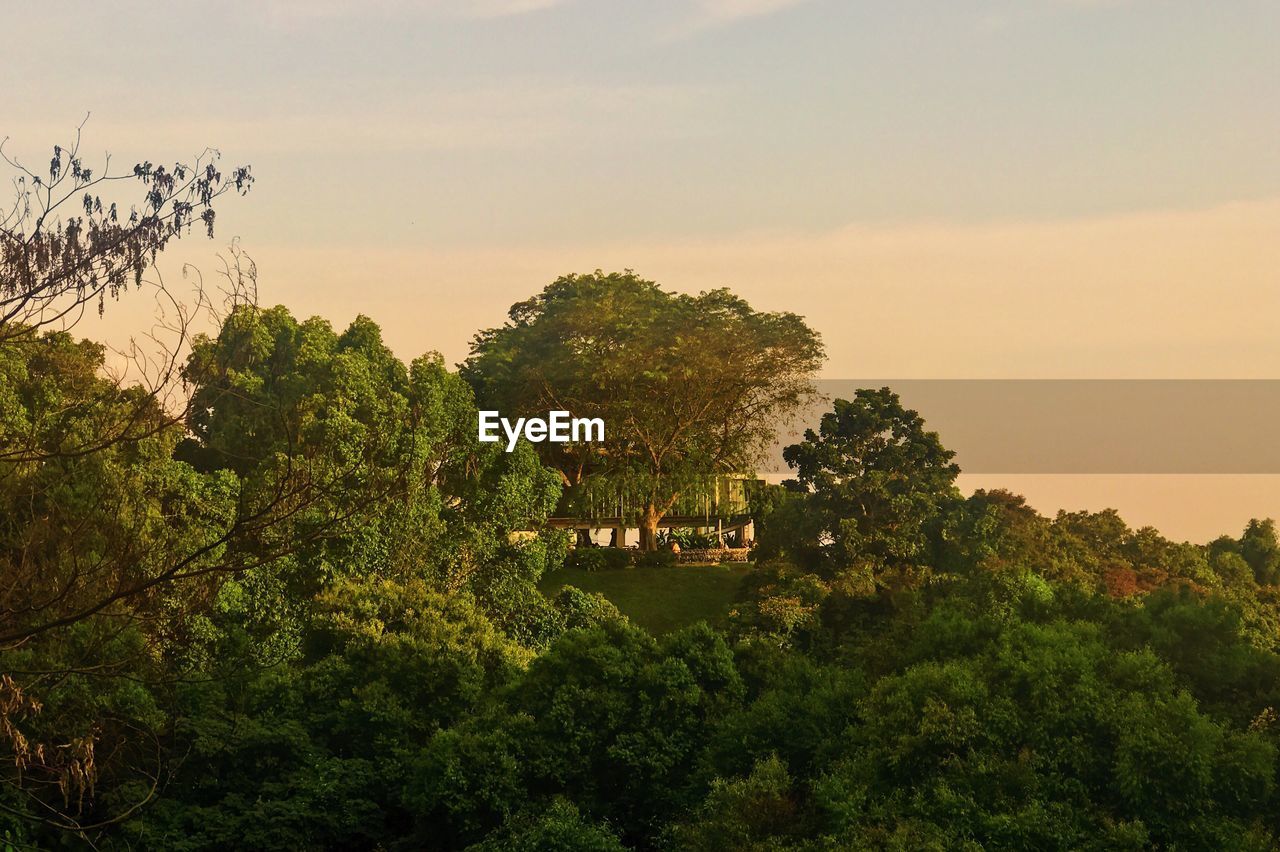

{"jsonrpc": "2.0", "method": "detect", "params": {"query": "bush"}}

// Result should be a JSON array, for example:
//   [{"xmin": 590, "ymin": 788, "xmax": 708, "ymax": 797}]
[
  {"xmin": 565, "ymin": 548, "xmax": 633, "ymax": 572},
  {"xmin": 563, "ymin": 548, "xmax": 681, "ymax": 571},
  {"xmin": 636, "ymin": 550, "xmax": 677, "ymax": 569},
  {"xmin": 659, "ymin": 528, "xmax": 723, "ymax": 549},
  {"xmin": 553, "ymin": 586, "xmax": 625, "ymax": 629}
]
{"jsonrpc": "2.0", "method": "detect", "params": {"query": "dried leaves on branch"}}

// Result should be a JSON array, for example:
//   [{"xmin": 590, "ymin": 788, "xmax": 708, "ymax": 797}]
[{"xmin": 0, "ymin": 121, "xmax": 252, "ymax": 341}]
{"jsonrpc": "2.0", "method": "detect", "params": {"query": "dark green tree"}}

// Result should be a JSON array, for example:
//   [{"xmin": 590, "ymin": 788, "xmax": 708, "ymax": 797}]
[
  {"xmin": 781, "ymin": 387, "xmax": 960, "ymax": 576},
  {"xmin": 1240, "ymin": 519, "xmax": 1280, "ymax": 586}
]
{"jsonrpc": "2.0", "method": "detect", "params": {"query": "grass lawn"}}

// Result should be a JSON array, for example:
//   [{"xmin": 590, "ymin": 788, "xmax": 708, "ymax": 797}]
[{"xmin": 539, "ymin": 562, "xmax": 754, "ymax": 635}]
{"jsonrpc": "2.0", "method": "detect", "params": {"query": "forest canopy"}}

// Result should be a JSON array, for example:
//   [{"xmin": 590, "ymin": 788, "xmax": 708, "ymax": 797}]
[
  {"xmin": 3, "ymin": 139, "xmax": 1280, "ymax": 851},
  {"xmin": 6, "ymin": 293, "xmax": 1280, "ymax": 849}
]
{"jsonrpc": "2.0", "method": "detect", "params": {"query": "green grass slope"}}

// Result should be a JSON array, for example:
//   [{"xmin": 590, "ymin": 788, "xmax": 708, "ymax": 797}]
[{"xmin": 540, "ymin": 562, "xmax": 753, "ymax": 635}]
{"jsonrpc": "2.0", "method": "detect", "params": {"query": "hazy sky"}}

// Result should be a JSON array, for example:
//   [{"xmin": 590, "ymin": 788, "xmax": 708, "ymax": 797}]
[
  {"xmin": 3, "ymin": 0, "xmax": 1278, "ymax": 539},
  {"xmin": 7, "ymin": 1, "xmax": 1277, "ymax": 242}
]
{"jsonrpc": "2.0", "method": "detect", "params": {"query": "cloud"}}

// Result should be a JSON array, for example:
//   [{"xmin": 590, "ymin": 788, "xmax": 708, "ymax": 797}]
[
  {"xmin": 666, "ymin": 0, "xmax": 814, "ymax": 38},
  {"xmin": 465, "ymin": 0, "xmax": 569, "ymax": 18},
  {"xmin": 0, "ymin": 81, "xmax": 715, "ymax": 159},
  {"xmin": 209, "ymin": 197, "xmax": 1280, "ymax": 380},
  {"xmin": 980, "ymin": 0, "xmax": 1144, "ymax": 31},
  {"xmin": 259, "ymin": 0, "xmax": 570, "ymax": 24}
]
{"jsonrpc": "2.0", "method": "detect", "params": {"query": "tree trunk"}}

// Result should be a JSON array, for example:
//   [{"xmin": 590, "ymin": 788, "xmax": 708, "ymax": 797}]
[{"xmin": 638, "ymin": 504, "xmax": 663, "ymax": 551}]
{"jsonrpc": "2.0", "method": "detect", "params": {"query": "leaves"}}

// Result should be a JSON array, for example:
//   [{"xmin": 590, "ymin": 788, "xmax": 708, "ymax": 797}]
[{"xmin": 464, "ymin": 271, "xmax": 824, "ymax": 547}]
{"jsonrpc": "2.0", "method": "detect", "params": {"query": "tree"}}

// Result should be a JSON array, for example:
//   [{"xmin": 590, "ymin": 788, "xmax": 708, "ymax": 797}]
[
  {"xmin": 416, "ymin": 620, "xmax": 746, "ymax": 847},
  {"xmin": 463, "ymin": 271, "xmax": 824, "ymax": 549},
  {"xmin": 0, "ymin": 125, "xmax": 255, "ymax": 475},
  {"xmin": 0, "ymin": 331, "xmax": 243, "ymax": 647},
  {"xmin": 1239, "ymin": 519, "xmax": 1280, "ymax": 586},
  {"xmin": 0, "ymin": 305, "xmax": 567, "ymax": 843},
  {"xmin": 180, "ymin": 304, "xmax": 563, "ymax": 597},
  {"xmin": 466, "ymin": 799, "xmax": 627, "ymax": 852},
  {"xmin": 0, "ymin": 128, "xmax": 278, "ymax": 652},
  {"xmin": 781, "ymin": 388, "xmax": 960, "ymax": 575},
  {"xmin": 674, "ymin": 755, "xmax": 806, "ymax": 851},
  {"xmin": 0, "ymin": 122, "xmax": 251, "ymax": 341},
  {"xmin": 132, "ymin": 578, "xmax": 530, "ymax": 852}
]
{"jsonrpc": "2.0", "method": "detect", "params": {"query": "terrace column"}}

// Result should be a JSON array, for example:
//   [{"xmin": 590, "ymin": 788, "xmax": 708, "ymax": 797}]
[{"xmin": 614, "ymin": 525, "xmax": 628, "ymax": 548}]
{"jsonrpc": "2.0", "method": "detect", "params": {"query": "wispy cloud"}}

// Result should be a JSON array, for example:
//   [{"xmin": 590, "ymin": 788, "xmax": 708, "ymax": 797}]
[
  {"xmin": 260, "ymin": 0, "xmax": 570, "ymax": 24},
  {"xmin": 980, "ymin": 0, "xmax": 1144, "ymax": 32},
  {"xmin": 466, "ymin": 0, "xmax": 569, "ymax": 19},
  {"xmin": 1053, "ymin": 0, "xmax": 1144, "ymax": 6},
  {"xmin": 1, "ymin": 81, "xmax": 715, "ymax": 157},
  {"xmin": 235, "ymin": 197, "xmax": 1280, "ymax": 378},
  {"xmin": 666, "ymin": 0, "xmax": 814, "ymax": 39}
]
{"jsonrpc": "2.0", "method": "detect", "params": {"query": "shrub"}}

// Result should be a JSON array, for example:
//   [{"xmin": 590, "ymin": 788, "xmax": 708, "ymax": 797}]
[
  {"xmin": 636, "ymin": 550, "xmax": 677, "ymax": 569},
  {"xmin": 659, "ymin": 528, "xmax": 723, "ymax": 549},
  {"xmin": 565, "ymin": 548, "xmax": 633, "ymax": 572},
  {"xmin": 553, "ymin": 586, "xmax": 625, "ymax": 630}
]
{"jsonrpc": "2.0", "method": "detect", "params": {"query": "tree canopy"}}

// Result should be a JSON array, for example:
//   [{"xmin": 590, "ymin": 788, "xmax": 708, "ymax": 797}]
[
  {"xmin": 9, "ymin": 303, "xmax": 1280, "ymax": 850},
  {"xmin": 770, "ymin": 387, "xmax": 961, "ymax": 588},
  {"xmin": 463, "ymin": 270, "xmax": 824, "ymax": 549},
  {"xmin": 5, "ymin": 135, "xmax": 1280, "ymax": 848}
]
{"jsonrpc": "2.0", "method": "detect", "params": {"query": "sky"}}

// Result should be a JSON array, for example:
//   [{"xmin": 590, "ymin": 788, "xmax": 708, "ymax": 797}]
[{"xmin": 3, "ymin": 0, "xmax": 1278, "ymax": 540}]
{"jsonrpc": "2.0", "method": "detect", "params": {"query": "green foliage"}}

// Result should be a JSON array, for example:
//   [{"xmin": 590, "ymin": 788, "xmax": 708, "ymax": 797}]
[
  {"xmin": 125, "ymin": 580, "xmax": 528, "ymax": 851},
  {"xmin": 659, "ymin": 527, "xmax": 724, "ymax": 549},
  {"xmin": 0, "ymin": 309, "xmax": 576, "ymax": 845},
  {"xmin": 415, "ymin": 621, "xmax": 747, "ymax": 847},
  {"xmin": 812, "ymin": 617, "xmax": 1276, "ymax": 849},
  {"xmin": 749, "ymin": 483, "xmax": 827, "ymax": 567},
  {"xmin": 779, "ymin": 388, "xmax": 961, "ymax": 585},
  {"xmin": 565, "ymin": 547, "xmax": 635, "ymax": 572},
  {"xmin": 1240, "ymin": 519, "xmax": 1280, "ymax": 585},
  {"xmin": 464, "ymin": 270, "xmax": 824, "ymax": 548},
  {"xmin": 0, "ymin": 330, "xmax": 241, "ymax": 641},
  {"xmin": 178, "ymin": 305, "xmax": 564, "ymax": 634},
  {"xmin": 635, "ymin": 549, "xmax": 677, "ymax": 568},
  {"xmin": 541, "ymin": 564, "xmax": 753, "ymax": 635},
  {"xmin": 466, "ymin": 799, "xmax": 626, "ymax": 851},
  {"xmin": 12, "ymin": 293, "xmax": 1280, "ymax": 851},
  {"xmin": 674, "ymin": 755, "xmax": 806, "ymax": 851},
  {"xmin": 552, "ymin": 585, "xmax": 626, "ymax": 631},
  {"xmin": 563, "ymin": 547, "xmax": 680, "ymax": 571}
]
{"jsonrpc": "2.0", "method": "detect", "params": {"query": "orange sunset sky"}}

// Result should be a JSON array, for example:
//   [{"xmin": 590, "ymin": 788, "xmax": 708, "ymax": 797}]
[{"xmin": 4, "ymin": 0, "xmax": 1277, "ymax": 541}]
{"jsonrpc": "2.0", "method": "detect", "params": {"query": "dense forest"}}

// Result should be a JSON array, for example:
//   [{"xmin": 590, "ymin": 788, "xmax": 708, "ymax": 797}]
[{"xmin": 4, "ymin": 143, "xmax": 1280, "ymax": 850}]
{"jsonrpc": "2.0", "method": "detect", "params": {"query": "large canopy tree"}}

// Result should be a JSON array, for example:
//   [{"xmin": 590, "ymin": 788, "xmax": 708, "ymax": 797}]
[{"xmin": 462, "ymin": 271, "xmax": 824, "ymax": 550}]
